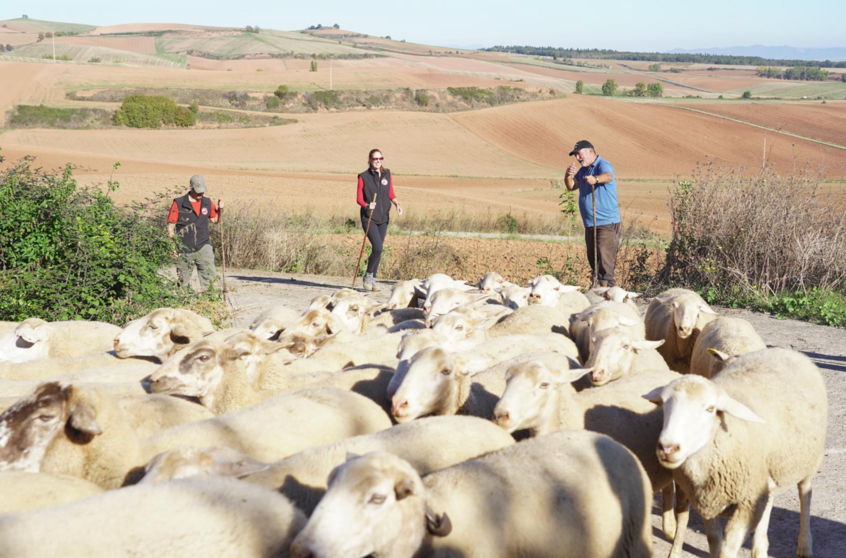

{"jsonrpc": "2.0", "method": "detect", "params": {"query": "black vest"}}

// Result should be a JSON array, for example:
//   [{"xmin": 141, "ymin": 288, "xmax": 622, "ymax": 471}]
[
  {"xmin": 358, "ymin": 168, "xmax": 392, "ymax": 225},
  {"xmin": 173, "ymin": 193, "xmax": 212, "ymax": 253}
]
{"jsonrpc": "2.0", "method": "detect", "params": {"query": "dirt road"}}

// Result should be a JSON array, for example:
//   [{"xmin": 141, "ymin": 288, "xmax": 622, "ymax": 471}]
[{"xmin": 224, "ymin": 269, "xmax": 845, "ymax": 558}]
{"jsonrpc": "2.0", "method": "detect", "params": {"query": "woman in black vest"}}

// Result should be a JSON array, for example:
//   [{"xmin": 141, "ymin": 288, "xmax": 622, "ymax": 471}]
[{"xmin": 356, "ymin": 148, "xmax": 402, "ymax": 291}]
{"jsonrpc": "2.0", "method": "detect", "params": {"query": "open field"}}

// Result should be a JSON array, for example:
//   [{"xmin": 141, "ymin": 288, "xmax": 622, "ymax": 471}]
[
  {"xmin": 2, "ymin": 43, "xmax": 185, "ymax": 67},
  {"xmin": 54, "ymin": 35, "xmax": 157, "ymax": 54},
  {"xmin": 0, "ymin": 18, "xmax": 95, "ymax": 34}
]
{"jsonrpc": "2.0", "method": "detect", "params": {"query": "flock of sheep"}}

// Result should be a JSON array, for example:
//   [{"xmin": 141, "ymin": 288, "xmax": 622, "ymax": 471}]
[{"xmin": 0, "ymin": 271, "xmax": 829, "ymax": 558}]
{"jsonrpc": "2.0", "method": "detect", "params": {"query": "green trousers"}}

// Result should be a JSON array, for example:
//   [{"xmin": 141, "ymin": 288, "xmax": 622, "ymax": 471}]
[{"xmin": 175, "ymin": 244, "xmax": 217, "ymax": 290}]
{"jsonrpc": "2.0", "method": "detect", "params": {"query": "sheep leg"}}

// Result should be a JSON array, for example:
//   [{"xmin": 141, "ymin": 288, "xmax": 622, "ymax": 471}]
[
  {"xmin": 718, "ymin": 508, "xmax": 756, "ymax": 558},
  {"xmin": 661, "ymin": 483, "xmax": 677, "ymax": 540},
  {"xmin": 797, "ymin": 477, "xmax": 814, "ymax": 557},
  {"xmin": 704, "ymin": 518, "xmax": 723, "ymax": 558},
  {"xmin": 751, "ymin": 488, "xmax": 775, "ymax": 558},
  {"xmin": 668, "ymin": 485, "xmax": 689, "ymax": 558}
]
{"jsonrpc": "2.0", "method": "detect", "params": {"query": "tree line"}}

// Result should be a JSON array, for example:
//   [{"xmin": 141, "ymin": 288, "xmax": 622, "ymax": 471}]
[
  {"xmin": 755, "ymin": 66, "xmax": 835, "ymax": 81},
  {"xmin": 483, "ymin": 45, "xmax": 846, "ymax": 69}
]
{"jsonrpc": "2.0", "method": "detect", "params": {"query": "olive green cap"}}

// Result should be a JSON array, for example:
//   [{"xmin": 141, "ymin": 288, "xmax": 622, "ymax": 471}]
[{"xmin": 189, "ymin": 175, "xmax": 207, "ymax": 193}]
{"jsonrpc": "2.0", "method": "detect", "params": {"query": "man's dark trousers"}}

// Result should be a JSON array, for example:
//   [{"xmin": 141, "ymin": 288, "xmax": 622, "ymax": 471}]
[{"xmin": 585, "ymin": 222, "xmax": 621, "ymax": 287}]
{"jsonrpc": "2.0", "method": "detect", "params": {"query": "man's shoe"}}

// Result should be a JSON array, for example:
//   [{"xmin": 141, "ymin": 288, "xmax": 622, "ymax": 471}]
[{"xmin": 363, "ymin": 273, "xmax": 375, "ymax": 292}]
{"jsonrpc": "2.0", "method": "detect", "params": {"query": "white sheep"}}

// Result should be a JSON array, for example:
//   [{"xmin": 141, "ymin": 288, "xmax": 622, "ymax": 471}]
[
  {"xmin": 0, "ymin": 352, "xmax": 159, "ymax": 381},
  {"xmin": 386, "ymin": 279, "xmax": 423, "ymax": 310},
  {"xmin": 645, "ymin": 288, "xmax": 718, "ymax": 373},
  {"xmin": 0, "ymin": 477, "xmax": 305, "ymax": 558},
  {"xmin": 0, "ymin": 382, "xmax": 391, "ymax": 488},
  {"xmin": 527, "ymin": 274, "xmax": 591, "ymax": 318},
  {"xmin": 422, "ymin": 288, "xmax": 495, "ymax": 325},
  {"xmin": 331, "ymin": 295, "xmax": 423, "ymax": 335},
  {"xmin": 493, "ymin": 362, "xmax": 682, "ymax": 540},
  {"xmin": 432, "ymin": 304, "xmax": 565, "ymax": 343},
  {"xmin": 0, "ymin": 471, "xmax": 104, "ymax": 515},
  {"xmin": 114, "ymin": 308, "xmax": 215, "ymax": 361},
  {"xmin": 569, "ymin": 300, "xmax": 645, "ymax": 362},
  {"xmin": 644, "ymin": 348, "xmax": 827, "ymax": 558},
  {"xmin": 249, "ymin": 304, "xmax": 302, "ymax": 340},
  {"xmin": 579, "ymin": 327, "xmax": 668, "ymax": 386},
  {"xmin": 0, "ymin": 318, "xmax": 121, "ymax": 363},
  {"xmin": 417, "ymin": 273, "xmax": 474, "ymax": 306},
  {"xmin": 391, "ymin": 343, "xmax": 576, "ymax": 422},
  {"xmin": 290, "ymin": 431, "xmax": 652, "ymax": 558},
  {"xmin": 689, "ymin": 316, "xmax": 766, "ymax": 378},
  {"xmin": 139, "ymin": 445, "xmax": 270, "ymax": 484},
  {"xmin": 497, "ymin": 281, "xmax": 531, "ymax": 309},
  {"xmin": 475, "ymin": 271, "xmax": 505, "ymax": 294},
  {"xmin": 587, "ymin": 286, "xmax": 642, "ymax": 313}
]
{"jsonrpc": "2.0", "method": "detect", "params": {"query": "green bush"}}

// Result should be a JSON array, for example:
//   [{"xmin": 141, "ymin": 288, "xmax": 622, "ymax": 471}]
[
  {"xmin": 89, "ymin": 56, "xmax": 101, "ymax": 63},
  {"xmin": 274, "ymin": 85, "xmax": 289, "ymax": 99},
  {"xmin": 42, "ymin": 54, "xmax": 72, "ymax": 61},
  {"xmin": 0, "ymin": 156, "xmax": 221, "ymax": 323},
  {"xmin": 647, "ymin": 82, "xmax": 663, "ymax": 97},
  {"xmin": 601, "ymin": 79, "xmax": 618, "ymax": 96},
  {"xmin": 415, "ymin": 90, "xmax": 429, "ymax": 106},
  {"xmin": 309, "ymin": 90, "xmax": 339, "ymax": 109},
  {"xmin": 113, "ymin": 95, "xmax": 195, "ymax": 128},
  {"xmin": 447, "ymin": 86, "xmax": 494, "ymax": 104},
  {"xmin": 266, "ymin": 96, "xmax": 280, "ymax": 109},
  {"xmin": 575, "ymin": 80, "xmax": 584, "ymax": 94},
  {"xmin": 741, "ymin": 91, "xmax": 752, "ymax": 99},
  {"xmin": 188, "ymin": 101, "xmax": 199, "ymax": 114}
]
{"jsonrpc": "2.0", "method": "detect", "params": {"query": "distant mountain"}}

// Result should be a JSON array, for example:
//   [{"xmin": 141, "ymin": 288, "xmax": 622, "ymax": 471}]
[{"xmin": 668, "ymin": 45, "xmax": 846, "ymax": 62}]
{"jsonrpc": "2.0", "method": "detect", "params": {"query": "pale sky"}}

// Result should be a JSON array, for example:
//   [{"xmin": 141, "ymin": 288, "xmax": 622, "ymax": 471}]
[{"xmin": 3, "ymin": 0, "xmax": 844, "ymax": 52}]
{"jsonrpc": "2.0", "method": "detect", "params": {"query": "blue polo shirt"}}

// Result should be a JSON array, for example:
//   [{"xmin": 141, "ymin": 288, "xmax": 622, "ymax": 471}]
[{"xmin": 575, "ymin": 155, "xmax": 620, "ymax": 227}]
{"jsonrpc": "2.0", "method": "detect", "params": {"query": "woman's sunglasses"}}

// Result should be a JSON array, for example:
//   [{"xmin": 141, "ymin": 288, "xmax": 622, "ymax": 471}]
[{"xmin": 370, "ymin": 157, "xmax": 384, "ymax": 161}]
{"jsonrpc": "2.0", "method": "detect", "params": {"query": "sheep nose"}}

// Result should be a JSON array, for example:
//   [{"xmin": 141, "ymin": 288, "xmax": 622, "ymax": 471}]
[
  {"xmin": 658, "ymin": 442, "xmax": 680, "ymax": 458},
  {"xmin": 495, "ymin": 411, "xmax": 510, "ymax": 424},
  {"xmin": 391, "ymin": 400, "xmax": 408, "ymax": 417},
  {"xmin": 113, "ymin": 336, "xmax": 120, "ymax": 351},
  {"xmin": 289, "ymin": 542, "xmax": 314, "ymax": 558}
]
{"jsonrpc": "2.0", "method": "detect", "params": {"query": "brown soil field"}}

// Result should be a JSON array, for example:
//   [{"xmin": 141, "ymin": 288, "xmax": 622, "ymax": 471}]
[
  {"xmin": 678, "ymin": 102, "xmax": 846, "ymax": 147},
  {"xmin": 53, "ymin": 36, "xmax": 157, "ymax": 54},
  {"xmin": 88, "ymin": 23, "xmax": 213, "ymax": 35},
  {"xmin": 502, "ymin": 64, "xmax": 660, "ymax": 87},
  {"xmin": 0, "ymin": 33, "xmax": 38, "ymax": 47},
  {"xmin": 450, "ymin": 96, "xmax": 846, "ymax": 176},
  {"xmin": 0, "ymin": 62, "xmax": 53, "ymax": 113}
]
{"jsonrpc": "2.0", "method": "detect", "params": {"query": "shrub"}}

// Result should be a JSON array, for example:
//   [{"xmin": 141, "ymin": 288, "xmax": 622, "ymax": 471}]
[
  {"xmin": 310, "ymin": 60, "xmax": 317, "ymax": 71},
  {"xmin": 0, "ymin": 157, "xmax": 223, "ymax": 323},
  {"xmin": 447, "ymin": 86, "xmax": 494, "ymax": 104},
  {"xmin": 5, "ymin": 44, "xmax": 13, "ymax": 52},
  {"xmin": 113, "ymin": 95, "xmax": 195, "ymax": 128},
  {"xmin": 7, "ymin": 105, "xmax": 114, "ymax": 129},
  {"xmin": 648, "ymin": 63, "xmax": 661, "ymax": 72},
  {"xmin": 415, "ymin": 91, "xmax": 429, "ymax": 106},
  {"xmin": 188, "ymin": 101, "xmax": 199, "ymax": 114},
  {"xmin": 601, "ymin": 79, "xmax": 618, "ymax": 96},
  {"xmin": 575, "ymin": 80, "xmax": 584, "ymax": 94},
  {"xmin": 309, "ymin": 90, "xmax": 339, "ymax": 109},
  {"xmin": 741, "ymin": 91, "xmax": 752, "ymax": 99},
  {"xmin": 88, "ymin": 56, "xmax": 101, "ymax": 63},
  {"xmin": 647, "ymin": 82, "xmax": 663, "ymax": 97},
  {"xmin": 274, "ymin": 85, "xmax": 289, "ymax": 99},
  {"xmin": 266, "ymin": 96, "xmax": 280, "ymax": 109}
]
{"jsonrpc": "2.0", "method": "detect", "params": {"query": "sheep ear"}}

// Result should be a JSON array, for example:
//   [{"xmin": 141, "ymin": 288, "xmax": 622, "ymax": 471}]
[
  {"xmin": 699, "ymin": 304, "xmax": 718, "ymax": 315},
  {"xmin": 394, "ymin": 475, "xmax": 416, "ymax": 500},
  {"xmin": 345, "ymin": 451, "xmax": 361, "ymax": 462},
  {"xmin": 215, "ymin": 458, "xmax": 269, "ymax": 478},
  {"xmin": 261, "ymin": 340, "xmax": 291, "ymax": 355},
  {"xmin": 425, "ymin": 508, "xmax": 453, "ymax": 537},
  {"xmin": 170, "ymin": 322, "xmax": 201, "ymax": 344},
  {"xmin": 593, "ymin": 287, "xmax": 609, "ymax": 295},
  {"xmin": 642, "ymin": 386, "xmax": 665, "ymax": 405},
  {"xmin": 625, "ymin": 291, "xmax": 642, "ymax": 300},
  {"xmin": 414, "ymin": 285, "xmax": 427, "ymax": 298},
  {"xmin": 69, "ymin": 400, "xmax": 102, "ymax": 436},
  {"xmin": 632, "ymin": 339, "xmax": 664, "ymax": 352},
  {"xmin": 559, "ymin": 285, "xmax": 580, "ymax": 293},
  {"xmin": 718, "ymin": 394, "xmax": 765, "ymax": 423},
  {"xmin": 707, "ymin": 348, "xmax": 731, "ymax": 362},
  {"xmin": 556, "ymin": 367, "xmax": 592, "ymax": 385},
  {"xmin": 617, "ymin": 316, "xmax": 642, "ymax": 327},
  {"xmin": 221, "ymin": 347, "xmax": 250, "ymax": 362}
]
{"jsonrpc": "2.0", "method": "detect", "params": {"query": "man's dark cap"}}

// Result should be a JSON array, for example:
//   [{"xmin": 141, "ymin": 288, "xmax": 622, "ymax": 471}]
[{"xmin": 568, "ymin": 140, "xmax": 595, "ymax": 156}]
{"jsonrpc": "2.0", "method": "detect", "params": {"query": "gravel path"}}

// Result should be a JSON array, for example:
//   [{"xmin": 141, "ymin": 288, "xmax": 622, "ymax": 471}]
[{"xmin": 225, "ymin": 269, "xmax": 845, "ymax": 558}]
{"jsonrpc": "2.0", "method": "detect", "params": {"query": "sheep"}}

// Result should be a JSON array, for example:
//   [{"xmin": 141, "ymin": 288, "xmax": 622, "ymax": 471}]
[
  {"xmin": 689, "ymin": 316, "xmax": 766, "ymax": 378},
  {"xmin": 0, "ymin": 382, "xmax": 391, "ymax": 488},
  {"xmin": 386, "ymin": 279, "xmax": 423, "ymax": 310},
  {"xmin": 527, "ymin": 274, "xmax": 591, "ymax": 318},
  {"xmin": 644, "ymin": 348, "xmax": 828, "ymax": 558},
  {"xmin": 139, "ymin": 445, "xmax": 270, "ymax": 484},
  {"xmin": 390, "ymin": 343, "xmax": 576, "ymax": 423},
  {"xmin": 0, "ymin": 471, "xmax": 105, "ymax": 514},
  {"xmin": 432, "ymin": 304, "xmax": 562, "ymax": 343},
  {"xmin": 290, "ymin": 431, "xmax": 652, "ymax": 558},
  {"xmin": 494, "ymin": 362, "xmax": 682, "ymax": 540},
  {"xmin": 0, "ymin": 318, "xmax": 121, "ymax": 363},
  {"xmin": 422, "ymin": 288, "xmax": 496, "ymax": 326},
  {"xmin": 497, "ymin": 281, "xmax": 531, "ymax": 309},
  {"xmin": 644, "ymin": 287, "xmax": 718, "ymax": 373},
  {"xmin": 0, "ymin": 477, "xmax": 305, "ymax": 558},
  {"xmin": 587, "ymin": 286, "xmax": 642, "ymax": 313},
  {"xmin": 114, "ymin": 308, "xmax": 214, "ymax": 361},
  {"xmin": 250, "ymin": 304, "xmax": 302, "ymax": 340},
  {"xmin": 307, "ymin": 294, "xmax": 332, "ymax": 311},
  {"xmin": 475, "ymin": 271, "xmax": 505, "ymax": 294},
  {"xmin": 417, "ymin": 273, "xmax": 474, "ymax": 306},
  {"xmin": 580, "ymin": 327, "xmax": 669, "ymax": 386},
  {"xmin": 276, "ymin": 307, "xmax": 348, "ymax": 351},
  {"xmin": 331, "ymin": 295, "xmax": 423, "ymax": 334},
  {"xmin": 0, "ymin": 353, "xmax": 159, "ymax": 381},
  {"xmin": 569, "ymin": 300, "xmax": 645, "ymax": 362}
]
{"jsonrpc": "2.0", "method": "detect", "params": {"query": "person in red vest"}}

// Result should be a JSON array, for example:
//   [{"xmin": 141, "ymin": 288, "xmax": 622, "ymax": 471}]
[
  {"xmin": 166, "ymin": 175, "xmax": 223, "ymax": 290},
  {"xmin": 356, "ymin": 148, "xmax": 403, "ymax": 291}
]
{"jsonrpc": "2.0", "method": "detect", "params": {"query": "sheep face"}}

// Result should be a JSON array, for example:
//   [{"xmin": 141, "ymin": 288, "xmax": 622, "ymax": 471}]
[
  {"xmin": 574, "ymin": 306, "xmax": 644, "ymax": 360},
  {"xmin": 150, "ymin": 341, "xmax": 227, "ymax": 401},
  {"xmin": 307, "ymin": 294, "xmax": 333, "ymax": 312},
  {"xmin": 278, "ymin": 309, "xmax": 345, "ymax": 349},
  {"xmin": 114, "ymin": 309, "xmax": 203, "ymax": 361},
  {"xmin": 596, "ymin": 286, "xmax": 640, "ymax": 304},
  {"xmin": 0, "ymin": 382, "xmax": 100, "ymax": 472},
  {"xmin": 430, "ymin": 313, "xmax": 472, "ymax": 343},
  {"xmin": 585, "ymin": 329, "xmax": 664, "ymax": 386},
  {"xmin": 658, "ymin": 294, "xmax": 717, "ymax": 339},
  {"xmin": 644, "ymin": 376, "xmax": 764, "ymax": 469},
  {"xmin": 251, "ymin": 318, "xmax": 286, "ymax": 341},
  {"xmin": 494, "ymin": 362, "xmax": 561, "ymax": 433},
  {"xmin": 423, "ymin": 289, "xmax": 474, "ymax": 326},
  {"xmin": 291, "ymin": 452, "xmax": 438, "ymax": 558},
  {"xmin": 476, "ymin": 271, "xmax": 505, "ymax": 294},
  {"xmin": 141, "ymin": 446, "xmax": 268, "ymax": 484},
  {"xmin": 500, "ymin": 283, "xmax": 530, "ymax": 310},
  {"xmin": 386, "ymin": 280, "xmax": 421, "ymax": 310},
  {"xmin": 0, "ymin": 319, "xmax": 50, "ymax": 363},
  {"xmin": 331, "ymin": 296, "xmax": 373, "ymax": 334},
  {"xmin": 391, "ymin": 347, "xmax": 464, "ymax": 423},
  {"xmin": 527, "ymin": 275, "xmax": 579, "ymax": 307}
]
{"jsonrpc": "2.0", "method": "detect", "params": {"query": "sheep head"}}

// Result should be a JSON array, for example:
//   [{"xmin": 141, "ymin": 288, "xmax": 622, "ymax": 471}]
[
  {"xmin": 527, "ymin": 275, "xmax": 580, "ymax": 307},
  {"xmin": 114, "ymin": 308, "xmax": 213, "ymax": 361},
  {"xmin": 656, "ymin": 293, "xmax": 717, "ymax": 339},
  {"xmin": 476, "ymin": 271, "xmax": 505, "ymax": 294},
  {"xmin": 644, "ymin": 375, "xmax": 764, "ymax": 469},
  {"xmin": 141, "ymin": 446, "xmax": 268, "ymax": 484},
  {"xmin": 585, "ymin": 329, "xmax": 664, "ymax": 386},
  {"xmin": 499, "ymin": 283, "xmax": 530, "ymax": 309},
  {"xmin": 290, "ymin": 451, "xmax": 448, "ymax": 558},
  {"xmin": 386, "ymin": 279, "xmax": 422, "ymax": 310},
  {"xmin": 391, "ymin": 347, "xmax": 476, "ymax": 422}
]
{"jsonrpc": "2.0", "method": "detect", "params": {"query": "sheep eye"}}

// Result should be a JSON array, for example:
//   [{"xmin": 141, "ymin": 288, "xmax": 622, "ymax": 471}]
[
  {"xmin": 440, "ymin": 368, "xmax": 451, "ymax": 376},
  {"xmin": 37, "ymin": 414, "xmax": 56, "ymax": 422},
  {"xmin": 198, "ymin": 355, "xmax": 211, "ymax": 362},
  {"xmin": 540, "ymin": 383, "xmax": 550, "ymax": 390},
  {"xmin": 148, "ymin": 324, "xmax": 159, "ymax": 331},
  {"xmin": 369, "ymin": 494, "xmax": 386, "ymax": 505},
  {"xmin": 622, "ymin": 344, "xmax": 631, "ymax": 350},
  {"xmin": 706, "ymin": 406, "xmax": 716, "ymax": 413},
  {"xmin": 456, "ymin": 325, "xmax": 464, "ymax": 331},
  {"xmin": 351, "ymin": 306, "xmax": 359, "ymax": 312}
]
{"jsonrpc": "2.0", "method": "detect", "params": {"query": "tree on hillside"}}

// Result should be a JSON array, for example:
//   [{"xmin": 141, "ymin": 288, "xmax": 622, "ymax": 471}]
[
  {"xmin": 648, "ymin": 63, "xmax": 661, "ymax": 72},
  {"xmin": 601, "ymin": 79, "xmax": 618, "ymax": 96},
  {"xmin": 274, "ymin": 85, "xmax": 289, "ymax": 99},
  {"xmin": 842, "ymin": 73, "xmax": 846, "ymax": 83},
  {"xmin": 22, "ymin": 14, "xmax": 28, "ymax": 18},
  {"xmin": 5, "ymin": 44, "xmax": 13, "ymax": 52},
  {"xmin": 741, "ymin": 91, "xmax": 752, "ymax": 99},
  {"xmin": 632, "ymin": 82, "xmax": 647, "ymax": 96},
  {"xmin": 647, "ymin": 82, "xmax": 663, "ymax": 97},
  {"xmin": 575, "ymin": 80, "xmax": 584, "ymax": 94},
  {"xmin": 333, "ymin": 23, "xmax": 340, "ymax": 29}
]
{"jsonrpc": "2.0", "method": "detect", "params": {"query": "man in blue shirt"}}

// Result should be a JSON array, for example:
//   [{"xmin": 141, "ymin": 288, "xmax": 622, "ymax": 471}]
[{"xmin": 564, "ymin": 140, "xmax": 622, "ymax": 287}]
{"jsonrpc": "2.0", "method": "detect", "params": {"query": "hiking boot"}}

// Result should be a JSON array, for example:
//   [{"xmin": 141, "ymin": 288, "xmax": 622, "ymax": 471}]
[
  {"xmin": 363, "ymin": 272, "xmax": 376, "ymax": 292},
  {"xmin": 368, "ymin": 273, "xmax": 382, "ymax": 292}
]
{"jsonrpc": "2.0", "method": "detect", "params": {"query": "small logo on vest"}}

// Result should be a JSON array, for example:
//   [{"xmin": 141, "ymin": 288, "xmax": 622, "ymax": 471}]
[
  {"xmin": 201, "ymin": 207, "xmax": 209, "ymax": 216},
  {"xmin": 381, "ymin": 178, "xmax": 388, "ymax": 186}
]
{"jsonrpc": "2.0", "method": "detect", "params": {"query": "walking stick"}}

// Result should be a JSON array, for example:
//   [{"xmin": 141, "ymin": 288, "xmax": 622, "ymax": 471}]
[
  {"xmin": 218, "ymin": 199, "xmax": 227, "ymax": 294},
  {"xmin": 591, "ymin": 183, "xmax": 598, "ymax": 289},
  {"xmin": 352, "ymin": 192, "xmax": 377, "ymax": 288}
]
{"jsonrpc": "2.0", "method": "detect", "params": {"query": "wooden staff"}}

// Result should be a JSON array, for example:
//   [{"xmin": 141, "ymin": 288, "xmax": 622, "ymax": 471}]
[
  {"xmin": 218, "ymin": 198, "xmax": 227, "ymax": 294},
  {"xmin": 591, "ymin": 184, "xmax": 598, "ymax": 288},
  {"xmin": 352, "ymin": 191, "xmax": 378, "ymax": 288}
]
